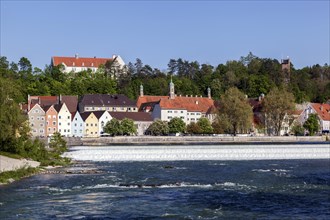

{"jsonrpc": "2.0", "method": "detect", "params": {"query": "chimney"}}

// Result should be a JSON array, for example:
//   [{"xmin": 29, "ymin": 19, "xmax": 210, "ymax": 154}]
[
  {"xmin": 320, "ymin": 104, "xmax": 323, "ymax": 112},
  {"xmin": 195, "ymin": 95, "xmax": 198, "ymax": 97},
  {"xmin": 186, "ymin": 95, "xmax": 188, "ymax": 97},
  {"xmin": 75, "ymin": 53, "xmax": 79, "ymax": 59},
  {"xmin": 60, "ymin": 94, "xmax": 62, "ymax": 103}
]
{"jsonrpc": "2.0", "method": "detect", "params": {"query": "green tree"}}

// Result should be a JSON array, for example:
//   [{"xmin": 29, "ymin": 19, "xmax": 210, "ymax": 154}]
[
  {"xmin": 291, "ymin": 123, "xmax": 305, "ymax": 136},
  {"xmin": 146, "ymin": 119, "xmax": 169, "ymax": 136},
  {"xmin": 186, "ymin": 122, "xmax": 201, "ymax": 134},
  {"xmin": 263, "ymin": 87, "xmax": 295, "ymax": 136},
  {"xmin": 197, "ymin": 117, "xmax": 213, "ymax": 134},
  {"xmin": 104, "ymin": 118, "xmax": 122, "ymax": 136},
  {"xmin": 48, "ymin": 132, "xmax": 67, "ymax": 158},
  {"xmin": 168, "ymin": 117, "xmax": 186, "ymax": 134},
  {"xmin": 303, "ymin": 114, "xmax": 320, "ymax": 136},
  {"xmin": 121, "ymin": 118, "xmax": 137, "ymax": 135},
  {"xmin": 218, "ymin": 87, "xmax": 253, "ymax": 135}
]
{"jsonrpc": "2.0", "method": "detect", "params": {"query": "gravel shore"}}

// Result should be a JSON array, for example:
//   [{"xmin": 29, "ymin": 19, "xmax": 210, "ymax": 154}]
[{"xmin": 0, "ymin": 155, "xmax": 40, "ymax": 172}]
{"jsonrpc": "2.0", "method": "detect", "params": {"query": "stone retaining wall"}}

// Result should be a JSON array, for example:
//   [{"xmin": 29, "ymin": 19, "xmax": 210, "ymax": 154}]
[{"xmin": 79, "ymin": 135, "xmax": 326, "ymax": 146}]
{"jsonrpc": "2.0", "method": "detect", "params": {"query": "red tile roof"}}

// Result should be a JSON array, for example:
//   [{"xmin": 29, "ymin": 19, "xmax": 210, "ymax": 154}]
[
  {"xmin": 52, "ymin": 56, "xmax": 113, "ymax": 68},
  {"xmin": 311, "ymin": 103, "xmax": 330, "ymax": 121},
  {"xmin": 136, "ymin": 96, "xmax": 168, "ymax": 109},
  {"xmin": 30, "ymin": 96, "xmax": 59, "ymax": 106},
  {"xmin": 137, "ymin": 95, "xmax": 215, "ymax": 113}
]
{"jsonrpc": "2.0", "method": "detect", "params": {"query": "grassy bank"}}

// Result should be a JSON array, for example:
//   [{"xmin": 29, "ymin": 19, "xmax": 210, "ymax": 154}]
[{"xmin": 0, "ymin": 166, "xmax": 39, "ymax": 184}]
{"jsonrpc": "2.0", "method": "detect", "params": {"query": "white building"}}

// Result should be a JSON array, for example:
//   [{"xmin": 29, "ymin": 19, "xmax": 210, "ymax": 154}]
[
  {"xmin": 51, "ymin": 54, "xmax": 125, "ymax": 75},
  {"xmin": 71, "ymin": 111, "xmax": 84, "ymax": 137},
  {"xmin": 137, "ymin": 81, "xmax": 216, "ymax": 125},
  {"xmin": 55, "ymin": 103, "xmax": 72, "ymax": 137},
  {"xmin": 303, "ymin": 103, "xmax": 330, "ymax": 133},
  {"xmin": 94, "ymin": 111, "xmax": 112, "ymax": 135}
]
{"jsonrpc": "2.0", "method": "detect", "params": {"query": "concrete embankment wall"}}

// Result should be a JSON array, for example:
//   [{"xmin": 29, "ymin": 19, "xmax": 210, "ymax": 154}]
[{"xmin": 77, "ymin": 136, "xmax": 327, "ymax": 146}]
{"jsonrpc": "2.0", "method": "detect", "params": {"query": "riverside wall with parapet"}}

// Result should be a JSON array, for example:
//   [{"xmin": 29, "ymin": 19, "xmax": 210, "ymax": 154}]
[{"xmin": 70, "ymin": 135, "xmax": 327, "ymax": 146}]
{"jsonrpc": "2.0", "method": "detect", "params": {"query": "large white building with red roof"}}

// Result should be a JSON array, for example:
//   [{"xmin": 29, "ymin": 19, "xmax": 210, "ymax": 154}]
[
  {"xmin": 303, "ymin": 103, "xmax": 330, "ymax": 133},
  {"xmin": 51, "ymin": 54, "xmax": 125, "ymax": 74},
  {"xmin": 136, "ymin": 81, "xmax": 216, "ymax": 124}
]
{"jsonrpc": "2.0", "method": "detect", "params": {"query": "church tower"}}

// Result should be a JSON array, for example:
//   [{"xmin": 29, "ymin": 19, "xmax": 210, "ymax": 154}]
[
  {"xmin": 140, "ymin": 84, "xmax": 144, "ymax": 97},
  {"xmin": 169, "ymin": 77, "xmax": 175, "ymax": 99},
  {"xmin": 207, "ymin": 87, "xmax": 211, "ymax": 99}
]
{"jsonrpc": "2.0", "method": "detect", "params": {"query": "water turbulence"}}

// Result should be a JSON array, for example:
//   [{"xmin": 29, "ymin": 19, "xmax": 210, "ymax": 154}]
[
  {"xmin": 0, "ymin": 144, "xmax": 329, "ymax": 219},
  {"xmin": 64, "ymin": 144, "xmax": 330, "ymax": 161}
]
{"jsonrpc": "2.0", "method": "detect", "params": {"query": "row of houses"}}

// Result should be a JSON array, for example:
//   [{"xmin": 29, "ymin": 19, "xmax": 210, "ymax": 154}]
[
  {"xmin": 23, "ymin": 54, "xmax": 330, "ymax": 137},
  {"xmin": 23, "ymin": 79, "xmax": 218, "ymax": 137}
]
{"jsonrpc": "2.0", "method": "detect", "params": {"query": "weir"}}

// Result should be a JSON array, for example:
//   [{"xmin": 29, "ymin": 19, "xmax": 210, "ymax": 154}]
[{"xmin": 64, "ymin": 144, "xmax": 330, "ymax": 161}]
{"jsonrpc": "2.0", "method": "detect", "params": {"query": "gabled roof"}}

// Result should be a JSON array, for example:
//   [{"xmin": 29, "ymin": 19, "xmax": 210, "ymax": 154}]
[
  {"xmin": 80, "ymin": 94, "xmax": 136, "ymax": 107},
  {"xmin": 28, "ymin": 103, "xmax": 45, "ymax": 114},
  {"xmin": 93, "ymin": 111, "xmax": 110, "ymax": 119},
  {"xmin": 158, "ymin": 96, "xmax": 214, "ymax": 113},
  {"xmin": 110, "ymin": 112, "xmax": 153, "ymax": 122},
  {"xmin": 61, "ymin": 95, "xmax": 78, "ymax": 113},
  {"xmin": 30, "ymin": 96, "xmax": 58, "ymax": 106},
  {"xmin": 80, "ymin": 112, "xmax": 93, "ymax": 121},
  {"xmin": 52, "ymin": 56, "xmax": 113, "ymax": 68},
  {"xmin": 136, "ymin": 95, "xmax": 168, "ymax": 109},
  {"xmin": 42, "ymin": 105, "xmax": 57, "ymax": 113},
  {"xmin": 54, "ymin": 103, "xmax": 64, "ymax": 112},
  {"xmin": 311, "ymin": 103, "xmax": 330, "ymax": 121}
]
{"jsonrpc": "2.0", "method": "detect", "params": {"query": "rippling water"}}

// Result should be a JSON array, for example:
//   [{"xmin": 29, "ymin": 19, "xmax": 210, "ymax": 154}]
[{"xmin": 0, "ymin": 147, "xmax": 329, "ymax": 219}]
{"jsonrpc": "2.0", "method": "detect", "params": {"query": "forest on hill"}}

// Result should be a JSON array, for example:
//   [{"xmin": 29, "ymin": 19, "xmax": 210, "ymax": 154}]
[{"xmin": 0, "ymin": 52, "xmax": 329, "ymax": 104}]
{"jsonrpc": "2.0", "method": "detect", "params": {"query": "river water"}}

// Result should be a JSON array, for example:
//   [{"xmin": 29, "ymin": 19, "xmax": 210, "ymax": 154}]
[{"xmin": 0, "ymin": 144, "xmax": 329, "ymax": 219}]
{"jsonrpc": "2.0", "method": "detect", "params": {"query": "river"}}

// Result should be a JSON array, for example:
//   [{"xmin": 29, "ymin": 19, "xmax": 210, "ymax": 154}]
[{"xmin": 0, "ymin": 144, "xmax": 329, "ymax": 219}]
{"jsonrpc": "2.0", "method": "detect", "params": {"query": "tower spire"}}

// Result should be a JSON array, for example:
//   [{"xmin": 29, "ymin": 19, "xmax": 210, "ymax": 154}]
[{"xmin": 169, "ymin": 76, "xmax": 175, "ymax": 99}]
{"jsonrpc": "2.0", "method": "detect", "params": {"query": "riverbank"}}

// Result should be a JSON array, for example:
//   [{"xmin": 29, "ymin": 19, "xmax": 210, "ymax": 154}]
[
  {"xmin": 0, "ymin": 155, "xmax": 40, "ymax": 173},
  {"xmin": 78, "ymin": 135, "xmax": 327, "ymax": 146}
]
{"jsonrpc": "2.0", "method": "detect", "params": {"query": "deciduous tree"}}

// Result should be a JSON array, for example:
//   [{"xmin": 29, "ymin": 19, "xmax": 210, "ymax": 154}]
[
  {"xmin": 263, "ymin": 87, "xmax": 295, "ymax": 136},
  {"xmin": 303, "ymin": 114, "xmax": 320, "ymax": 136}
]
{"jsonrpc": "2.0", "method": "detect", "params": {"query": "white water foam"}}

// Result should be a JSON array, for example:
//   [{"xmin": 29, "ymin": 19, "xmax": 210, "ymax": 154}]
[{"xmin": 64, "ymin": 144, "xmax": 330, "ymax": 162}]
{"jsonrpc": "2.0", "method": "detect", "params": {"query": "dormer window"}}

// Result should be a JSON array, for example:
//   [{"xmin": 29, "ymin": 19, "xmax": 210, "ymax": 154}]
[
  {"xmin": 82, "ymin": 62, "xmax": 84, "ymax": 66},
  {"xmin": 91, "ymin": 63, "xmax": 94, "ymax": 67},
  {"xmin": 73, "ymin": 62, "xmax": 75, "ymax": 66}
]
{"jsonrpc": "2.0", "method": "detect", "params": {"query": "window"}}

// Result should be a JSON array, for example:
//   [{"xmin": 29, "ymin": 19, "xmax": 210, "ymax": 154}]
[
  {"xmin": 37, "ymin": 117, "xmax": 40, "ymax": 120},
  {"xmin": 48, "ymin": 115, "xmax": 51, "ymax": 119},
  {"xmin": 74, "ymin": 130, "xmax": 77, "ymax": 133},
  {"xmin": 95, "ymin": 123, "xmax": 97, "ymax": 126},
  {"xmin": 80, "ymin": 123, "xmax": 82, "ymax": 127},
  {"xmin": 39, "ymin": 129, "xmax": 44, "ymax": 133},
  {"xmin": 168, "ymin": 111, "xmax": 172, "ymax": 113},
  {"xmin": 59, "ymin": 122, "xmax": 61, "ymax": 126},
  {"xmin": 30, "ymin": 116, "xmax": 34, "ymax": 120},
  {"xmin": 31, "ymin": 123, "xmax": 34, "ymax": 127},
  {"xmin": 174, "ymin": 111, "xmax": 178, "ymax": 113},
  {"xmin": 68, "ymin": 129, "xmax": 70, "ymax": 132},
  {"xmin": 181, "ymin": 111, "xmax": 184, "ymax": 113},
  {"xmin": 53, "ymin": 121, "xmax": 56, "ymax": 126},
  {"xmin": 40, "ymin": 123, "xmax": 44, "ymax": 127},
  {"xmin": 67, "ymin": 116, "xmax": 70, "ymax": 119},
  {"xmin": 67, "ymin": 123, "xmax": 70, "ymax": 126},
  {"xmin": 168, "ymin": 116, "xmax": 172, "ymax": 119},
  {"xmin": 53, "ymin": 128, "xmax": 56, "ymax": 131},
  {"xmin": 75, "ymin": 118, "xmax": 77, "ymax": 121},
  {"xmin": 59, "ymin": 129, "xmax": 61, "ymax": 132},
  {"xmin": 75, "ymin": 123, "xmax": 77, "ymax": 126},
  {"xmin": 86, "ymin": 123, "xmax": 89, "ymax": 126},
  {"xmin": 64, "ymin": 129, "xmax": 66, "ymax": 132},
  {"xmin": 91, "ymin": 124, "xmax": 93, "ymax": 127},
  {"xmin": 180, "ymin": 116, "xmax": 184, "ymax": 119},
  {"xmin": 47, "ymin": 121, "xmax": 49, "ymax": 125},
  {"xmin": 53, "ymin": 115, "xmax": 56, "ymax": 119},
  {"xmin": 59, "ymin": 116, "xmax": 62, "ymax": 119},
  {"xmin": 41, "ymin": 117, "xmax": 44, "ymax": 120},
  {"xmin": 48, "ymin": 128, "xmax": 51, "ymax": 131}
]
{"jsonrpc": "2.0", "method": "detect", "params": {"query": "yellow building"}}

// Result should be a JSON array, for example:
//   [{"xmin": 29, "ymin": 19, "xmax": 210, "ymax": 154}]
[{"xmin": 81, "ymin": 112, "xmax": 99, "ymax": 137}]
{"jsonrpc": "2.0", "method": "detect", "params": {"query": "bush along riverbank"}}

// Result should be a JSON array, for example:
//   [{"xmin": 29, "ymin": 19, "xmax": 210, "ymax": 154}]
[{"xmin": 0, "ymin": 132, "xmax": 71, "ymax": 185}]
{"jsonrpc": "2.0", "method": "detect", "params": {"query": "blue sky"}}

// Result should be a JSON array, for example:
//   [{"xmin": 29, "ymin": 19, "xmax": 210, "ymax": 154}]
[{"xmin": 1, "ymin": 0, "xmax": 329, "ymax": 71}]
